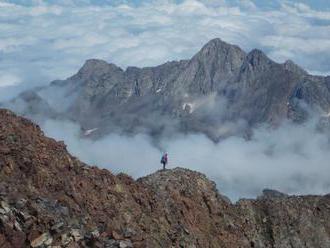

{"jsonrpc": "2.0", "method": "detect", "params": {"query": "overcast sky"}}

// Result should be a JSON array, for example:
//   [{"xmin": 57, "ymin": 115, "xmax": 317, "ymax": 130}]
[{"xmin": 1, "ymin": 0, "xmax": 330, "ymax": 100}]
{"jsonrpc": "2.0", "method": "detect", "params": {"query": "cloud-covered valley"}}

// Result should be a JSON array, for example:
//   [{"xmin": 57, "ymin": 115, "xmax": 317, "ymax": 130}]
[{"xmin": 42, "ymin": 117, "xmax": 330, "ymax": 201}]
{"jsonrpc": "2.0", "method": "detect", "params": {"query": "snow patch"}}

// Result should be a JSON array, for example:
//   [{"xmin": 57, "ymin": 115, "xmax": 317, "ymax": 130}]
[
  {"xmin": 182, "ymin": 103, "xmax": 194, "ymax": 114},
  {"xmin": 127, "ymin": 89, "xmax": 133, "ymax": 97},
  {"xmin": 84, "ymin": 128, "xmax": 98, "ymax": 136},
  {"xmin": 323, "ymin": 112, "xmax": 330, "ymax": 117}
]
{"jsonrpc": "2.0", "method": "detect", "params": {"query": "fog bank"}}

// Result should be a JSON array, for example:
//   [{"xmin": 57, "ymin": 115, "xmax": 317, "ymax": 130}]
[{"xmin": 42, "ymin": 118, "xmax": 330, "ymax": 201}]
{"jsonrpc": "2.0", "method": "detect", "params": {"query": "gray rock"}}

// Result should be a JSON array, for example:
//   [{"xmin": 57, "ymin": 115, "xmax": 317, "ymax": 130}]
[
  {"xmin": 50, "ymin": 221, "xmax": 64, "ymax": 233},
  {"xmin": 15, "ymin": 198, "xmax": 27, "ymax": 209},
  {"xmin": 70, "ymin": 229, "xmax": 83, "ymax": 242},
  {"xmin": 61, "ymin": 233, "xmax": 73, "ymax": 246},
  {"xmin": 91, "ymin": 229, "xmax": 100, "ymax": 238},
  {"xmin": 119, "ymin": 240, "xmax": 133, "ymax": 248},
  {"xmin": 31, "ymin": 232, "xmax": 53, "ymax": 247},
  {"xmin": 258, "ymin": 189, "xmax": 289, "ymax": 200},
  {"xmin": 122, "ymin": 227, "xmax": 136, "ymax": 238},
  {"xmin": 6, "ymin": 38, "xmax": 330, "ymax": 141},
  {"xmin": 0, "ymin": 201, "xmax": 11, "ymax": 214}
]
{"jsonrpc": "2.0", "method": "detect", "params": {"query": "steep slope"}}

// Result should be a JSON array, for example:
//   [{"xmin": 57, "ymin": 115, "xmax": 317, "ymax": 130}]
[
  {"xmin": 168, "ymin": 38, "xmax": 246, "ymax": 95},
  {"xmin": 1, "ymin": 109, "xmax": 330, "ymax": 247},
  {"xmin": 0, "ymin": 109, "xmax": 248, "ymax": 247},
  {"xmin": 6, "ymin": 38, "xmax": 330, "ymax": 140},
  {"xmin": 223, "ymin": 49, "xmax": 304, "ymax": 125}
]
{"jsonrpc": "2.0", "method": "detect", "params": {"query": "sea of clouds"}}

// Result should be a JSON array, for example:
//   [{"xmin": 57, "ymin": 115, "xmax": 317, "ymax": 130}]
[
  {"xmin": 42, "ymin": 117, "xmax": 330, "ymax": 201},
  {"xmin": 1, "ymin": 0, "xmax": 330, "ymax": 99}
]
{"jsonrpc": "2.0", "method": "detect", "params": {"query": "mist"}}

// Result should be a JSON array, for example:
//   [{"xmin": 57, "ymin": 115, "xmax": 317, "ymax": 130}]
[{"xmin": 41, "ymin": 117, "xmax": 330, "ymax": 201}]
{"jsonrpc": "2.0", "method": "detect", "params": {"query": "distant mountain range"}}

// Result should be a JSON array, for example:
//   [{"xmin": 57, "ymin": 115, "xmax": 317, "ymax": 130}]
[{"xmin": 5, "ymin": 38, "xmax": 330, "ymax": 141}]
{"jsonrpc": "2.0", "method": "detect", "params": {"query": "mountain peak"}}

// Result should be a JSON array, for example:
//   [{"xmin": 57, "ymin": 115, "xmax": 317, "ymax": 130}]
[
  {"xmin": 244, "ymin": 49, "xmax": 273, "ymax": 69},
  {"xmin": 139, "ymin": 167, "xmax": 232, "ymax": 204},
  {"xmin": 81, "ymin": 59, "xmax": 122, "ymax": 71},
  {"xmin": 258, "ymin": 189, "xmax": 289, "ymax": 200},
  {"xmin": 284, "ymin": 59, "xmax": 307, "ymax": 75},
  {"xmin": 79, "ymin": 59, "xmax": 110, "ymax": 72},
  {"xmin": 247, "ymin": 49, "xmax": 268, "ymax": 60},
  {"xmin": 202, "ymin": 38, "xmax": 229, "ymax": 48},
  {"xmin": 139, "ymin": 167, "xmax": 215, "ymax": 189},
  {"xmin": 74, "ymin": 59, "xmax": 123, "ymax": 80},
  {"xmin": 198, "ymin": 38, "xmax": 245, "ymax": 56},
  {"xmin": 83, "ymin": 58, "xmax": 109, "ymax": 67}
]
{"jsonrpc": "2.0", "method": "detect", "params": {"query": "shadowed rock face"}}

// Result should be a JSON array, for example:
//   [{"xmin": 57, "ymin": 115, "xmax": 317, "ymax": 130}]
[
  {"xmin": 1, "ymin": 109, "xmax": 330, "ymax": 247},
  {"xmin": 6, "ymin": 38, "xmax": 330, "ymax": 141}
]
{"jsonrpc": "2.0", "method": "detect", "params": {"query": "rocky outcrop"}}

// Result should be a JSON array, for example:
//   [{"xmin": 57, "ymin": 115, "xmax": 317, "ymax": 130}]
[
  {"xmin": 1, "ymin": 109, "xmax": 330, "ymax": 247},
  {"xmin": 6, "ymin": 38, "xmax": 330, "ymax": 141}
]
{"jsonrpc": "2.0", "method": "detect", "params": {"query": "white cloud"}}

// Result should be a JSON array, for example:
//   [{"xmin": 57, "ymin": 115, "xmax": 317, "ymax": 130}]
[
  {"xmin": 42, "ymin": 119, "xmax": 161, "ymax": 177},
  {"xmin": 0, "ymin": 0, "xmax": 330, "ymax": 99},
  {"xmin": 0, "ymin": 72, "xmax": 22, "ymax": 87},
  {"xmin": 42, "ymin": 118, "xmax": 330, "ymax": 201},
  {"xmin": 29, "ymin": 5, "xmax": 63, "ymax": 16},
  {"xmin": 239, "ymin": 0, "xmax": 257, "ymax": 10}
]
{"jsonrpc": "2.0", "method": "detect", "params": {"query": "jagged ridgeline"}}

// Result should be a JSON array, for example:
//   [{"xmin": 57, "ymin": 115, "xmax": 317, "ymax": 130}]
[
  {"xmin": 5, "ymin": 38, "xmax": 330, "ymax": 141},
  {"xmin": 1, "ymin": 109, "xmax": 330, "ymax": 247}
]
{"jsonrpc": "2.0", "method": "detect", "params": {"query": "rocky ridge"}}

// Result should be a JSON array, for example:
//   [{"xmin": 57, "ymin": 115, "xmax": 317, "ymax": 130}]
[
  {"xmin": 1, "ymin": 109, "xmax": 330, "ymax": 247},
  {"xmin": 6, "ymin": 38, "xmax": 330, "ymax": 141}
]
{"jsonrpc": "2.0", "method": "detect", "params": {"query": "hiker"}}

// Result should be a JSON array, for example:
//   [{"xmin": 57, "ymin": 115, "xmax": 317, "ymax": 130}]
[{"xmin": 160, "ymin": 153, "xmax": 168, "ymax": 170}]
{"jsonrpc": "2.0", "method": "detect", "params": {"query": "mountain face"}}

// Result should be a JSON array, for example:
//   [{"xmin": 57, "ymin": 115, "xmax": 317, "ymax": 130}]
[
  {"xmin": 6, "ymin": 38, "xmax": 330, "ymax": 140},
  {"xmin": 1, "ymin": 109, "xmax": 330, "ymax": 247}
]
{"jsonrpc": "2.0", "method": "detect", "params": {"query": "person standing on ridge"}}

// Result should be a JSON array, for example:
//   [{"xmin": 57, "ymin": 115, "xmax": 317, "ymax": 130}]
[{"xmin": 161, "ymin": 153, "xmax": 168, "ymax": 170}]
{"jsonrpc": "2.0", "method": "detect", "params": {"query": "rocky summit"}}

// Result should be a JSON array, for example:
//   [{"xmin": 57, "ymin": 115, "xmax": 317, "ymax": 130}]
[
  {"xmin": 1, "ymin": 109, "xmax": 330, "ymax": 247},
  {"xmin": 6, "ymin": 38, "xmax": 330, "ymax": 141}
]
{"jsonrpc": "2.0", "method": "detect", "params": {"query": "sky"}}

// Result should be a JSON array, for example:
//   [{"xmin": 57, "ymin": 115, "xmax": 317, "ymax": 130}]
[{"xmin": 1, "ymin": 0, "xmax": 330, "ymax": 100}]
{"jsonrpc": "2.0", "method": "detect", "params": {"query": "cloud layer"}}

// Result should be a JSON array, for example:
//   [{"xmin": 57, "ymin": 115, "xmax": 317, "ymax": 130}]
[
  {"xmin": 42, "ymin": 118, "xmax": 330, "ymax": 201},
  {"xmin": 1, "ymin": 0, "xmax": 330, "ymax": 100}
]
